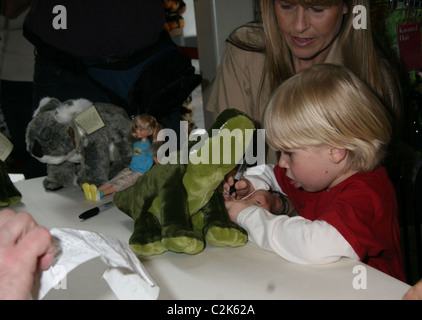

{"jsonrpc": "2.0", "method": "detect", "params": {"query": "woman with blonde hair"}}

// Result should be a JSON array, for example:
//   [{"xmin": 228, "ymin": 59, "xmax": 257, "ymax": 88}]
[
  {"xmin": 205, "ymin": 0, "xmax": 401, "ymax": 134},
  {"xmin": 223, "ymin": 64, "xmax": 406, "ymax": 281}
]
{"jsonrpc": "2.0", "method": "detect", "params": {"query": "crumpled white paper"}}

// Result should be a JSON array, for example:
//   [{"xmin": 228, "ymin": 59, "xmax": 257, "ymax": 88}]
[{"xmin": 32, "ymin": 228, "xmax": 159, "ymax": 300}]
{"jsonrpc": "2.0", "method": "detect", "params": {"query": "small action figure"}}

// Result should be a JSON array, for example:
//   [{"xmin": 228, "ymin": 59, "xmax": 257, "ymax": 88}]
[{"xmin": 83, "ymin": 114, "xmax": 162, "ymax": 201}]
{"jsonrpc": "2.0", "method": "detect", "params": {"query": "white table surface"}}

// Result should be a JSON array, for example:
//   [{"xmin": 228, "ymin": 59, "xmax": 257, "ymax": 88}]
[{"xmin": 12, "ymin": 177, "xmax": 410, "ymax": 300}]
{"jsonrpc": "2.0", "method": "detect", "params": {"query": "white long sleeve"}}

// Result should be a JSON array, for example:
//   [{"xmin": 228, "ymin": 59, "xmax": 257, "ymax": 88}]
[
  {"xmin": 237, "ymin": 205, "xmax": 359, "ymax": 265},
  {"xmin": 243, "ymin": 164, "xmax": 282, "ymax": 194}
]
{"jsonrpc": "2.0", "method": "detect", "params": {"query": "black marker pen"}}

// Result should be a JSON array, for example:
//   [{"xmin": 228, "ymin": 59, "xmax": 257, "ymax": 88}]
[
  {"xmin": 79, "ymin": 201, "xmax": 114, "ymax": 220},
  {"xmin": 229, "ymin": 161, "xmax": 248, "ymax": 195}
]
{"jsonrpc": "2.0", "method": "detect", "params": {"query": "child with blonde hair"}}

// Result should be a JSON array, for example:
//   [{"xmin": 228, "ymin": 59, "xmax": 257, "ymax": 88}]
[
  {"xmin": 224, "ymin": 64, "xmax": 406, "ymax": 281},
  {"xmin": 83, "ymin": 114, "xmax": 162, "ymax": 201}
]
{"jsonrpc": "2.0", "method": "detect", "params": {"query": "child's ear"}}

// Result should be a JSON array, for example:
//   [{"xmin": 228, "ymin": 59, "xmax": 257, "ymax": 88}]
[{"xmin": 329, "ymin": 147, "xmax": 347, "ymax": 164}]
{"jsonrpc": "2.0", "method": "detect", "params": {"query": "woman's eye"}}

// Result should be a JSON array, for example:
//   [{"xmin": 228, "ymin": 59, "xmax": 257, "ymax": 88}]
[
  {"xmin": 311, "ymin": 7, "xmax": 325, "ymax": 13},
  {"xmin": 278, "ymin": 1, "xmax": 293, "ymax": 10}
]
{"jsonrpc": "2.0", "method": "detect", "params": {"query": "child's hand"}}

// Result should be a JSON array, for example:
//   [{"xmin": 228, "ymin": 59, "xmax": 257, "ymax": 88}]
[
  {"xmin": 224, "ymin": 199, "xmax": 255, "ymax": 222},
  {"xmin": 223, "ymin": 176, "xmax": 254, "ymax": 200}
]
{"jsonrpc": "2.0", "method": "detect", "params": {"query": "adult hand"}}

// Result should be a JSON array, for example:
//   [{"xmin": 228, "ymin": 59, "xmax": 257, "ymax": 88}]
[
  {"xmin": 224, "ymin": 189, "xmax": 287, "ymax": 222},
  {"xmin": 0, "ymin": 209, "xmax": 55, "ymax": 300},
  {"xmin": 244, "ymin": 190, "xmax": 285, "ymax": 214},
  {"xmin": 403, "ymin": 279, "xmax": 422, "ymax": 300}
]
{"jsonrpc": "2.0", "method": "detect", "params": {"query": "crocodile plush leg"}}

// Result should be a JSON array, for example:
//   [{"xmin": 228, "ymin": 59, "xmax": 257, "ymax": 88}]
[
  {"xmin": 159, "ymin": 167, "xmax": 204, "ymax": 255},
  {"xmin": 200, "ymin": 187, "xmax": 248, "ymax": 247},
  {"xmin": 129, "ymin": 210, "xmax": 167, "ymax": 256},
  {"xmin": 114, "ymin": 176, "xmax": 166, "ymax": 256}
]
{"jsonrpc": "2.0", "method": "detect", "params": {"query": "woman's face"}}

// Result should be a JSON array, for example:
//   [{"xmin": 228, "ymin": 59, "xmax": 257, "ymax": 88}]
[{"xmin": 275, "ymin": 0, "xmax": 348, "ymax": 71}]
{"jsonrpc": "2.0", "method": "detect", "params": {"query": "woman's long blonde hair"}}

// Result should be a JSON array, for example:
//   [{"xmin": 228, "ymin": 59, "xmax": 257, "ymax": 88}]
[
  {"xmin": 264, "ymin": 64, "xmax": 392, "ymax": 172},
  {"xmin": 231, "ymin": 0, "xmax": 402, "ymax": 125}
]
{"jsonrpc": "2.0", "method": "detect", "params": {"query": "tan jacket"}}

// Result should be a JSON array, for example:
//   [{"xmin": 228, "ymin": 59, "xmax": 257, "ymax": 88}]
[{"xmin": 205, "ymin": 25, "xmax": 269, "ymax": 128}]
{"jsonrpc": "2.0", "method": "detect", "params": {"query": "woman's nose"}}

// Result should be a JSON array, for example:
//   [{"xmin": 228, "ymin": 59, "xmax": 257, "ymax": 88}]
[{"xmin": 293, "ymin": 7, "xmax": 311, "ymax": 33}]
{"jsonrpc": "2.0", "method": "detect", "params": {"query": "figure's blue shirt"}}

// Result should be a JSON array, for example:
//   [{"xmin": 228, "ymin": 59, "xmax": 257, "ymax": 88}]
[{"xmin": 129, "ymin": 140, "xmax": 153, "ymax": 174}]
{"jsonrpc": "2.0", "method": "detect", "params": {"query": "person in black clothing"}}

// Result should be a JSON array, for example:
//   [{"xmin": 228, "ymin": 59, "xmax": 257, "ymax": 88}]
[{"xmin": 23, "ymin": 0, "xmax": 200, "ymax": 177}]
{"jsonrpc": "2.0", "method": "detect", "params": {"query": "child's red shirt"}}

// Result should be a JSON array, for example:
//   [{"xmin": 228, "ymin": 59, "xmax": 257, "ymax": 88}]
[{"xmin": 274, "ymin": 165, "xmax": 406, "ymax": 282}]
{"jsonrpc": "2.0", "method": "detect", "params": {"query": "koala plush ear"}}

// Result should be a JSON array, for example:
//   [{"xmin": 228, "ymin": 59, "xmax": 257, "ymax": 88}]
[
  {"xmin": 55, "ymin": 98, "xmax": 93, "ymax": 124},
  {"xmin": 32, "ymin": 97, "xmax": 61, "ymax": 118}
]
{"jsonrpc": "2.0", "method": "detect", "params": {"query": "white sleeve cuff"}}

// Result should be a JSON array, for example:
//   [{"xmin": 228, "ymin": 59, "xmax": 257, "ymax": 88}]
[{"xmin": 243, "ymin": 164, "xmax": 285, "ymax": 194}]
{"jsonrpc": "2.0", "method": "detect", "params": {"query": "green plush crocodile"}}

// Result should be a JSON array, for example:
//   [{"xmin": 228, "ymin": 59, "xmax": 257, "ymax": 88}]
[
  {"xmin": 0, "ymin": 163, "xmax": 22, "ymax": 207},
  {"xmin": 113, "ymin": 109, "xmax": 255, "ymax": 256}
]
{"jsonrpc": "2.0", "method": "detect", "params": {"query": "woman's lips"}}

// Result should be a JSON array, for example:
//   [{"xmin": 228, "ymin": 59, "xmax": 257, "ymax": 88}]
[{"xmin": 291, "ymin": 36, "xmax": 316, "ymax": 47}]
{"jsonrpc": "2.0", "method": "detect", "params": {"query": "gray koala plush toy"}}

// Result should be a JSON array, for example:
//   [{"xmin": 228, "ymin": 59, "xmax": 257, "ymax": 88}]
[{"xmin": 26, "ymin": 97, "xmax": 132, "ymax": 191}]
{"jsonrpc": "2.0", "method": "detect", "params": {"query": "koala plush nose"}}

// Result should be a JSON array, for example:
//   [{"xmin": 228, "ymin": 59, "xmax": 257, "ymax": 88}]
[{"xmin": 32, "ymin": 140, "xmax": 44, "ymax": 158}]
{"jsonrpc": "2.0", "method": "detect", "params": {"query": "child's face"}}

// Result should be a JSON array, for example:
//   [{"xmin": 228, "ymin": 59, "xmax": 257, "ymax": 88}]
[{"xmin": 277, "ymin": 144, "xmax": 346, "ymax": 192}]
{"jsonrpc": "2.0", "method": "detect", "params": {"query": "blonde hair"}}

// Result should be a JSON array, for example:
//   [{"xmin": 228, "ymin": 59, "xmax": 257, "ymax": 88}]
[
  {"xmin": 264, "ymin": 64, "xmax": 392, "ymax": 172},
  {"xmin": 253, "ymin": 0, "xmax": 402, "ymax": 123},
  {"xmin": 129, "ymin": 114, "xmax": 163, "ymax": 153}
]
